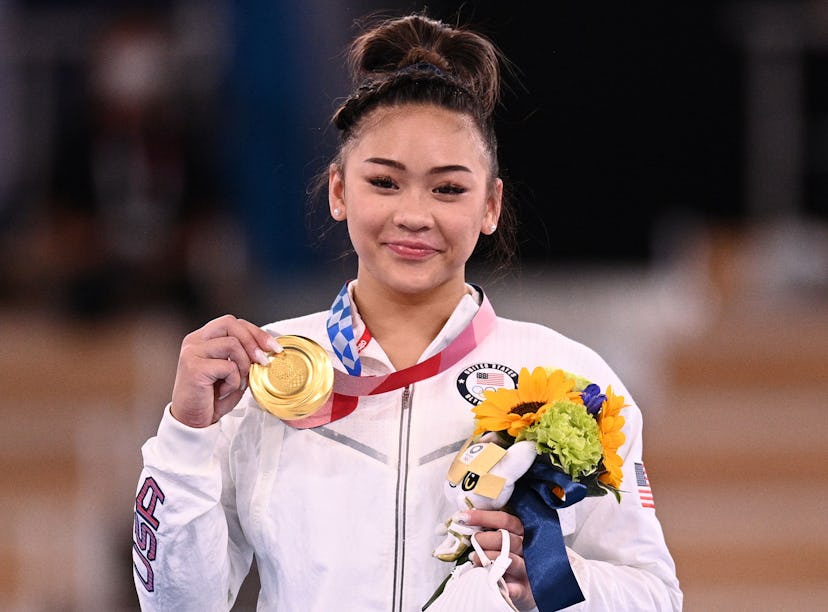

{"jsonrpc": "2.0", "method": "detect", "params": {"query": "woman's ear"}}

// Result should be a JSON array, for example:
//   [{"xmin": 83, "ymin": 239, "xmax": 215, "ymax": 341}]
[
  {"xmin": 481, "ymin": 177, "xmax": 503, "ymax": 234},
  {"xmin": 328, "ymin": 164, "xmax": 346, "ymax": 220}
]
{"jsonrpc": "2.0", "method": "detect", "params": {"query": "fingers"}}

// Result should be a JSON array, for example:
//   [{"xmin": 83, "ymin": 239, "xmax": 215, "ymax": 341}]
[
  {"xmin": 472, "ymin": 528, "xmax": 524, "ymax": 558},
  {"xmin": 462, "ymin": 509, "xmax": 536, "ymax": 610},
  {"xmin": 503, "ymin": 554, "xmax": 536, "ymax": 610},
  {"xmin": 465, "ymin": 546, "xmax": 535, "ymax": 609},
  {"xmin": 469, "ymin": 510, "xmax": 536, "ymax": 610},
  {"xmin": 463, "ymin": 509, "xmax": 524, "ymax": 563},
  {"xmin": 171, "ymin": 315, "xmax": 283, "ymax": 428},
  {"xmin": 195, "ymin": 314, "xmax": 282, "ymax": 363},
  {"xmin": 501, "ymin": 552, "xmax": 527, "ymax": 582},
  {"xmin": 186, "ymin": 316, "xmax": 282, "ymax": 385},
  {"xmin": 464, "ymin": 508, "xmax": 524, "ymax": 536}
]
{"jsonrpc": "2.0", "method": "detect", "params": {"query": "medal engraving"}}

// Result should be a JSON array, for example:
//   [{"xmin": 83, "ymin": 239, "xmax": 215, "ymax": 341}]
[
  {"xmin": 266, "ymin": 352, "xmax": 308, "ymax": 395},
  {"xmin": 249, "ymin": 335, "xmax": 333, "ymax": 420}
]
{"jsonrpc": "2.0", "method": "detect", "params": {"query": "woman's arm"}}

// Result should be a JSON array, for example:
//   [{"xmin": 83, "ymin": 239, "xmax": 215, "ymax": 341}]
[
  {"xmin": 562, "ymin": 402, "xmax": 682, "ymax": 611},
  {"xmin": 133, "ymin": 405, "xmax": 254, "ymax": 612}
]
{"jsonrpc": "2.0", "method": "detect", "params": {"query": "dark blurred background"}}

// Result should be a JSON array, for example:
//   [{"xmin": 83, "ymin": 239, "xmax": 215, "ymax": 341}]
[
  {"xmin": 2, "ymin": 0, "xmax": 827, "ymax": 320},
  {"xmin": 1, "ymin": 1, "xmax": 826, "ymax": 610}
]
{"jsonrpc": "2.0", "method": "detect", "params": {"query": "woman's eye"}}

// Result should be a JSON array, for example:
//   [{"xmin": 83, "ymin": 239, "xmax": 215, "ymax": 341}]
[
  {"xmin": 369, "ymin": 176, "xmax": 398, "ymax": 190},
  {"xmin": 434, "ymin": 184, "xmax": 466, "ymax": 195}
]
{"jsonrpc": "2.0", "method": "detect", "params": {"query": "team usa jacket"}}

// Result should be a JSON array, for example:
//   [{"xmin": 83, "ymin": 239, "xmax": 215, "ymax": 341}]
[{"xmin": 133, "ymin": 285, "xmax": 683, "ymax": 611}]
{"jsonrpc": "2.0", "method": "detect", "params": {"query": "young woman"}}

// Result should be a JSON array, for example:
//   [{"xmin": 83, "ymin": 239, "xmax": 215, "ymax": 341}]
[{"xmin": 133, "ymin": 12, "xmax": 682, "ymax": 611}]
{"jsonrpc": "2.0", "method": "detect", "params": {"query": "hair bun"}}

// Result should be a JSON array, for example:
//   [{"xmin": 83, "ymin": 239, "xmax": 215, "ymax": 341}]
[
  {"xmin": 399, "ymin": 48, "xmax": 451, "ymax": 73},
  {"xmin": 346, "ymin": 14, "xmax": 503, "ymax": 120}
]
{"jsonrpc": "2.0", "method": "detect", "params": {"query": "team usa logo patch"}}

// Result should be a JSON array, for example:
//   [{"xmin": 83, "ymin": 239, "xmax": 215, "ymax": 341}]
[{"xmin": 456, "ymin": 363, "xmax": 519, "ymax": 405}]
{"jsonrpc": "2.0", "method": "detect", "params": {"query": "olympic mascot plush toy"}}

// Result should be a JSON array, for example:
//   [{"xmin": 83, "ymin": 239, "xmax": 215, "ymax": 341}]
[{"xmin": 433, "ymin": 433, "xmax": 538, "ymax": 561}]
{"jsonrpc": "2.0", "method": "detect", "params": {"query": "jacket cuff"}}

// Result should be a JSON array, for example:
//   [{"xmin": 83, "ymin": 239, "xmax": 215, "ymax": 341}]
[{"xmin": 152, "ymin": 403, "xmax": 221, "ymax": 473}]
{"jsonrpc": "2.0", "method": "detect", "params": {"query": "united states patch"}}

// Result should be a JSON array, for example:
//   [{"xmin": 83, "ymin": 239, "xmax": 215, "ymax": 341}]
[{"xmin": 635, "ymin": 462, "xmax": 655, "ymax": 509}]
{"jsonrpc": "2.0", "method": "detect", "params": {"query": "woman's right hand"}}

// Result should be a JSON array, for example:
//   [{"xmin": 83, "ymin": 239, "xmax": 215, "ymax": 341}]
[{"xmin": 170, "ymin": 315, "xmax": 282, "ymax": 428}]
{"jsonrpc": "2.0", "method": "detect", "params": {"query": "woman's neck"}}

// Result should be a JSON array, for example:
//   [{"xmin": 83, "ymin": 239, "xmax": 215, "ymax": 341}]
[{"xmin": 352, "ymin": 278, "xmax": 467, "ymax": 370}]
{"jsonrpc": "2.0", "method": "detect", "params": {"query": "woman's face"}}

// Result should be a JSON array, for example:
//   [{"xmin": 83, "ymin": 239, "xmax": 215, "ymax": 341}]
[{"xmin": 329, "ymin": 104, "xmax": 501, "ymax": 299}]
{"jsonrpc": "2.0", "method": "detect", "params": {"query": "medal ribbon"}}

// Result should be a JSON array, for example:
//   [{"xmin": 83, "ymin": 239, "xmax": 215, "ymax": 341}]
[
  {"xmin": 326, "ymin": 283, "xmax": 362, "ymax": 375},
  {"xmin": 289, "ymin": 282, "xmax": 496, "ymax": 428}
]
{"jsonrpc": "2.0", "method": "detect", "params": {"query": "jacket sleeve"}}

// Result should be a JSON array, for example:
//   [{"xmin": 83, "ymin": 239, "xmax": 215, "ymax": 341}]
[
  {"xmin": 563, "ymin": 398, "xmax": 683, "ymax": 611},
  {"xmin": 132, "ymin": 405, "xmax": 253, "ymax": 612}
]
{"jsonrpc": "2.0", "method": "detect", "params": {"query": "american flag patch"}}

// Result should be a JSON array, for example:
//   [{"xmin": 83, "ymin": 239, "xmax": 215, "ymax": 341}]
[
  {"xmin": 476, "ymin": 371, "xmax": 505, "ymax": 386},
  {"xmin": 635, "ymin": 462, "xmax": 655, "ymax": 509}
]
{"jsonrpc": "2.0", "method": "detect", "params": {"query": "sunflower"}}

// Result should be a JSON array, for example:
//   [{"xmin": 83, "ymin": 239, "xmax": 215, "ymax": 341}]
[
  {"xmin": 472, "ymin": 367, "xmax": 582, "ymax": 438},
  {"xmin": 597, "ymin": 385, "xmax": 627, "ymax": 489}
]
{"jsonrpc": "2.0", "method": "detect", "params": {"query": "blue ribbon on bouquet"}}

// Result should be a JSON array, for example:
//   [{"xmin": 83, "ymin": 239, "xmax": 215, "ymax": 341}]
[{"xmin": 509, "ymin": 460, "xmax": 587, "ymax": 612}]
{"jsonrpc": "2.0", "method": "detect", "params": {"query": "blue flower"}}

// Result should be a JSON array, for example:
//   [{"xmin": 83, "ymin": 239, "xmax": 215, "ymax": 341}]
[{"xmin": 580, "ymin": 383, "xmax": 606, "ymax": 416}]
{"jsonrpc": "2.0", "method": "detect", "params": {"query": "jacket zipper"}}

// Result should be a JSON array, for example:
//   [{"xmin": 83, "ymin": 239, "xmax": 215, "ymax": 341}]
[{"xmin": 393, "ymin": 386, "xmax": 413, "ymax": 612}]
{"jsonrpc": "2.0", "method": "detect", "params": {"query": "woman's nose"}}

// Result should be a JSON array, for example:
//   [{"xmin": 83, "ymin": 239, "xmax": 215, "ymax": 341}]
[{"xmin": 392, "ymin": 190, "xmax": 433, "ymax": 231}]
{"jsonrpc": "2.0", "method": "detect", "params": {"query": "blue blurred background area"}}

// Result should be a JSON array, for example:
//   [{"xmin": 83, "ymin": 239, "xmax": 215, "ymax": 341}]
[
  {"xmin": 0, "ymin": 0, "xmax": 356, "ymax": 325},
  {"xmin": 1, "ymin": 1, "xmax": 826, "ymax": 610}
]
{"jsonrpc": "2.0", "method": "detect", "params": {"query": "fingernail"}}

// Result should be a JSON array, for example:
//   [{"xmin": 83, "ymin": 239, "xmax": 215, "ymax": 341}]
[
  {"xmin": 267, "ymin": 338, "xmax": 284, "ymax": 353},
  {"xmin": 456, "ymin": 511, "xmax": 471, "ymax": 525},
  {"xmin": 254, "ymin": 348, "xmax": 269, "ymax": 366},
  {"xmin": 240, "ymin": 377, "xmax": 248, "ymax": 393}
]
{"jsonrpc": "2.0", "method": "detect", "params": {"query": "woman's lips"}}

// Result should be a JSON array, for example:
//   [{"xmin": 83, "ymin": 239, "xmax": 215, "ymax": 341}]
[{"xmin": 385, "ymin": 240, "xmax": 440, "ymax": 259}]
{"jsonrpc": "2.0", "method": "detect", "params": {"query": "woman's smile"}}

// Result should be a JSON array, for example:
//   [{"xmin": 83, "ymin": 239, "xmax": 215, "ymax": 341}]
[{"xmin": 384, "ymin": 239, "xmax": 442, "ymax": 259}]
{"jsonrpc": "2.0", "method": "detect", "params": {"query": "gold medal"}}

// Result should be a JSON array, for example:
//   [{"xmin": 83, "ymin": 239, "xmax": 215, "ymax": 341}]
[{"xmin": 248, "ymin": 335, "xmax": 333, "ymax": 420}]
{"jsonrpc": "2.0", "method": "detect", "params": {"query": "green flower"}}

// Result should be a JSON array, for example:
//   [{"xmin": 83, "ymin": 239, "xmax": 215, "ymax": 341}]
[{"xmin": 519, "ymin": 399, "xmax": 603, "ymax": 479}]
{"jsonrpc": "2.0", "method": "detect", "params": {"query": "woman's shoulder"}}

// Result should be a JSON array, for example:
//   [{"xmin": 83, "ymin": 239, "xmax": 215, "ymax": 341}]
[
  {"xmin": 491, "ymin": 315, "xmax": 622, "ymax": 386},
  {"xmin": 494, "ymin": 315, "xmax": 587, "ymax": 347}
]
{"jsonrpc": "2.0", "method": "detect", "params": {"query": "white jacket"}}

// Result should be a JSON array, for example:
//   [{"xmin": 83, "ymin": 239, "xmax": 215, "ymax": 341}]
[{"xmin": 133, "ymin": 287, "xmax": 682, "ymax": 611}]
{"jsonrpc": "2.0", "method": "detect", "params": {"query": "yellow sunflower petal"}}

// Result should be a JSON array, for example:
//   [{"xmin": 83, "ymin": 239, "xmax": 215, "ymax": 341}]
[
  {"xmin": 599, "ymin": 462, "xmax": 623, "ymax": 489},
  {"xmin": 601, "ymin": 386, "xmax": 627, "ymax": 417},
  {"xmin": 516, "ymin": 367, "xmax": 546, "ymax": 404},
  {"xmin": 480, "ymin": 388, "xmax": 521, "ymax": 410},
  {"xmin": 602, "ymin": 430, "xmax": 626, "ymax": 449},
  {"xmin": 474, "ymin": 415, "xmax": 512, "ymax": 434},
  {"xmin": 506, "ymin": 414, "xmax": 535, "ymax": 437},
  {"xmin": 473, "ymin": 405, "xmax": 511, "ymax": 418},
  {"xmin": 544, "ymin": 369, "xmax": 581, "ymax": 403},
  {"xmin": 596, "ymin": 385, "xmax": 628, "ymax": 489}
]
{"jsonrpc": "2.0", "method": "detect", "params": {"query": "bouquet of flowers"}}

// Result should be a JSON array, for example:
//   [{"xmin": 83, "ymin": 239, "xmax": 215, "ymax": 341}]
[
  {"xmin": 472, "ymin": 366, "xmax": 627, "ymax": 502},
  {"xmin": 425, "ymin": 366, "xmax": 629, "ymax": 612}
]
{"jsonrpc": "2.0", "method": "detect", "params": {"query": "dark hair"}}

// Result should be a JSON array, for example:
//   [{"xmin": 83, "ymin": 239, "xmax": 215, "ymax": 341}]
[{"xmin": 312, "ymin": 12, "xmax": 518, "ymax": 273}]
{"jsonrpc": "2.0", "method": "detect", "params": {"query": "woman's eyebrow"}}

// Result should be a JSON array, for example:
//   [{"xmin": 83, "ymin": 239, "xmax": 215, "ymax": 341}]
[
  {"xmin": 429, "ymin": 164, "xmax": 472, "ymax": 175},
  {"xmin": 364, "ymin": 157, "xmax": 405, "ymax": 170},
  {"xmin": 363, "ymin": 157, "xmax": 472, "ymax": 174}
]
